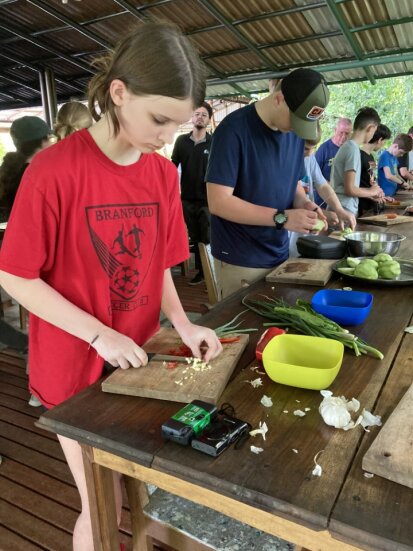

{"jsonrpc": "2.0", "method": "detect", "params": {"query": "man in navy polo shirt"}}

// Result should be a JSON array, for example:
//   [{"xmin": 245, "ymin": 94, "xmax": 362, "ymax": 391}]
[
  {"xmin": 172, "ymin": 102, "xmax": 213, "ymax": 285},
  {"xmin": 206, "ymin": 69, "xmax": 329, "ymax": 299}
]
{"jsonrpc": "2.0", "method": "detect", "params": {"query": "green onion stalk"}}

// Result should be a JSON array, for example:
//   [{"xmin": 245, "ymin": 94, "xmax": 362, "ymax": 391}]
[
  {"xmin": 242, "ymin": 296, "xmax": 383, "ymax": 360},
  {"xmin": 214, "ymin": 310, "xmax": 258, "ymax": 337}
]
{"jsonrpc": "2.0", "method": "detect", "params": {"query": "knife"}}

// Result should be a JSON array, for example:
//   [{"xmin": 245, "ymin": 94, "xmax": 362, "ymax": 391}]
[{"xmin": 147, "ymin": 353, "xmax": 191, "ymax": 363}]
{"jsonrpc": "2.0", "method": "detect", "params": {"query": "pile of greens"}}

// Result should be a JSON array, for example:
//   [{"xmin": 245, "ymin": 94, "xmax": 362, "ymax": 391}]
[{"xmin": 242, "ymin": 295, "xmax": 383, "ymax": 359}]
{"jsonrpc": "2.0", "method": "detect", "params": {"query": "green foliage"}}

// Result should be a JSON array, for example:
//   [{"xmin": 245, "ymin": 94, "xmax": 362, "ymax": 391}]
[
  {"xmin": 0, "ymin": 141, "xmax": 6, "ymax": 163},
  {"xmin": 320, "ymin": 75, "xmax": 413, "ymax": 138}
]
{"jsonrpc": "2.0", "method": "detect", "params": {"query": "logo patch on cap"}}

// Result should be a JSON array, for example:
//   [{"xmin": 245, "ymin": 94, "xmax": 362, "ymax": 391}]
[{"xmin": 306, "ymin": 106, "xmax": 325, "ymax": 120}]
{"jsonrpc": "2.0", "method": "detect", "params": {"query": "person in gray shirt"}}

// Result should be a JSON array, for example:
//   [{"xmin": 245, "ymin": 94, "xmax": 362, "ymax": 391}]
[{"xmin": 331, "ymin": 107, "xmax": 384, "ymax": 215}]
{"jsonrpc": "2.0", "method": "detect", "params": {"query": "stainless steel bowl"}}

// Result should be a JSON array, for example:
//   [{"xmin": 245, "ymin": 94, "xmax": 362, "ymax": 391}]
[{"xmin": 345, "ymin": 231, "xmax": 406, "ymax": 257}]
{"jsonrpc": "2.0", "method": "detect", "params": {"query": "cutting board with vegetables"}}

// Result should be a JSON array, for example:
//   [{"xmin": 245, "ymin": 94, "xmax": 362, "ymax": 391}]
[
  {"xmin": 266, "ymin": 258, "xmax": 337, "ymax": 286},
  {"xmin": 102, "ymin": 328, "xmax": 249, "ymax": 404},
  {"xmin": 362, "ymin": 383, "xmax": 413, "ymax": 489},
  {"xmin": 357, "ymin": 213, "xmax": 413, "ymax": 226}
]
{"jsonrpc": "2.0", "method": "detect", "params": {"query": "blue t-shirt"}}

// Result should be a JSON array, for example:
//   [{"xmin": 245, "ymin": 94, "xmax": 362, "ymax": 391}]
[
  {"xmin": 206, "ymin": 104, "xmax": 304, "ymax": 268},
  {"xmin": 378, "ymin": 150, "xmax": 399, "ymax": 196},
  {"xmin": 315, "ymin": 139, "xmax": 339, "ymax": 181}
]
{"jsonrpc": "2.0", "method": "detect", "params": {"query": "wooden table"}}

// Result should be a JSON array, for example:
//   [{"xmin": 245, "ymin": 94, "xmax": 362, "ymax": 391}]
[{"xmin": 37, "ymin": 221, "xmax": 413, "ymax": 551}]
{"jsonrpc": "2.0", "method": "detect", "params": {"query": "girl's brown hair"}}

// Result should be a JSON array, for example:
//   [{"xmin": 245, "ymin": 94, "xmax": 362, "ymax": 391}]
[
  {"xmin": 55, "ymin": 102, "xmax": 93, "ymax": 140},
  {"xmin": 88, "ymin": 22, "xmax": 206, "ymax": 135}
]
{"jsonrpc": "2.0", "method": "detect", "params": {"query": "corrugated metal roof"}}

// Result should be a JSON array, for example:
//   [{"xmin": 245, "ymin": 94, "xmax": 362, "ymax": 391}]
[{"xmin": 0, "ymin": 0, "xmax": 412, "ymax": 110}]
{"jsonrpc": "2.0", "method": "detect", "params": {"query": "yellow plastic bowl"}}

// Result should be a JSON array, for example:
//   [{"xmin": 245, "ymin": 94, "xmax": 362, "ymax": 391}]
[{"xmin": 262, "ymin": 334, "xmax": 344, "ymax": 390}]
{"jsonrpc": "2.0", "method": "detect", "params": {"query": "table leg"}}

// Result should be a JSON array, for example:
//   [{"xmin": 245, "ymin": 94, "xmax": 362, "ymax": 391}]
[
  {"xmin": 124, "ymin": 476, "xmax": 154, "ymax": 551},
  {"xmin": 82, "ymin": 445, "xmax": 120, "ymax": 551}
]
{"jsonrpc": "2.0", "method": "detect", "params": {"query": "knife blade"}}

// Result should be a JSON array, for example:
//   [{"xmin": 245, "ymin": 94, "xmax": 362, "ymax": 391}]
[{"xmin": 147, "ymin": 353, "xmax": 191, "ymax": 363}]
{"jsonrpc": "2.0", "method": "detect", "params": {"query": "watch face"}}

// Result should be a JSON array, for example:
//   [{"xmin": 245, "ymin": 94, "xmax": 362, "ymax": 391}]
[{"xmin": 275, "ymin": 213, "xmax": 286, "ymax": 224}]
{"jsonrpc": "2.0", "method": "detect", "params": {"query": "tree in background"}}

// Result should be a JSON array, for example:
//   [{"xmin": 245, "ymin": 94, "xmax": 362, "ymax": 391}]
[{"xmin": 320, "ymin": 75, "xmax": 413, "ymax": 140}]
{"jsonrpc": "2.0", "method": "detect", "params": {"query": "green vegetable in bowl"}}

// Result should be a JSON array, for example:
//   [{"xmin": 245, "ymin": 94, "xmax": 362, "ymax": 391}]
[
  {"xmin": 338, "ymin": 267, "xmax": 355, "ymax": 275},
  {"xmin": 373, "ymin": 253, "xmax": 393, "ymax": 264},
  {"xmin": 360, "ymin": 258, "xmax": 379, "ymax": 268},
  {"xmin": 347, "ymin": 257, "xmax": 361, "ymax": 268},
  {"xmin": 377, "ymin": 261, "xmax": 401, "ymax": 280},
  {"xmin": 353, "ymin": 262, "xmax": 378, "ymax": 279}
]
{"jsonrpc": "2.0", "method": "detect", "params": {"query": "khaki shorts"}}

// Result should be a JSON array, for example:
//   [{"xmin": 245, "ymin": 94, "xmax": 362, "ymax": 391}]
[{"xmin": 213, "ymin": 259, "xmax": 274, "ymax": 300}]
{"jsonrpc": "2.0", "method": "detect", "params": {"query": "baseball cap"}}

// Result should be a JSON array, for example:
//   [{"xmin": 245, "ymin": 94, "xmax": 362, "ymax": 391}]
[
  {"xmin": 10, "ymin": 116, "xmax": 52, "ymax": 148},
  {"xmin": 281, "ymin": 69, "xmax": 329, "ymax": 140}
]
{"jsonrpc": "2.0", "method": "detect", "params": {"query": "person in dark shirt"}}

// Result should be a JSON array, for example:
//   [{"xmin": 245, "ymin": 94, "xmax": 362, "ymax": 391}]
[
  {"xmin": 172, "ymin": 102, "xmax": 213, "ymax": 285},
  {"xmin": 0, "ymin": 116, "xmax": 52, "ymax": 220},
  {"xmin": 359, "ymin": 124, "xmax": 391, "ymax": 215}
]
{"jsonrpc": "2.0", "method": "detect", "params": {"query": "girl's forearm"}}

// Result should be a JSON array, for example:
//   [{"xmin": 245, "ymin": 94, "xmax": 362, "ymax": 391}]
[{"xmin": 0, "ymin": 271, "xmax": 104, "ymax": 343}]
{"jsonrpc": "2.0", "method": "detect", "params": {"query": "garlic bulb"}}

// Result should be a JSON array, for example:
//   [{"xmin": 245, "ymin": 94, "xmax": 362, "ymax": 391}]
[
  {"xmin": 319, "ymin": 390, "xmax": 352, "ymax": 428},
  {"xmin": 319, "ymin": 391, "xmax": 381, "ymax": 431}
]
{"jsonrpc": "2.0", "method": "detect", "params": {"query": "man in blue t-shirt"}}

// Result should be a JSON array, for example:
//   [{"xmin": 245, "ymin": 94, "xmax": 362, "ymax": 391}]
[
  {"xmin": 206, "ymin": 68, "xmax": 330, "ymax": 299},
  {"xmin": 315, "ymin": 118, "xmax": 352, "ymax": 184},
  {"xmin": 378, "ymin": 134, "xmax": 413, "ymax": 197}
]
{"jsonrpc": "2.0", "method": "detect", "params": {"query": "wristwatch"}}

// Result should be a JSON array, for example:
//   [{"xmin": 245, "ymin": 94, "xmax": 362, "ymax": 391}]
[{"xmin": 273, "ymin": 210, "xmax": 288, "ymax": 229}]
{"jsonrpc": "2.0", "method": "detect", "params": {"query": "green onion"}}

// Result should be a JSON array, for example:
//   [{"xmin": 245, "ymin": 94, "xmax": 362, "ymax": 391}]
[
  {"xmin": 242, "ymin": 296, "xmax": 383, "ymax": 360},
  {"xmin": 214, "ymin": 310, "xmax": 258, "ymax": 337}
]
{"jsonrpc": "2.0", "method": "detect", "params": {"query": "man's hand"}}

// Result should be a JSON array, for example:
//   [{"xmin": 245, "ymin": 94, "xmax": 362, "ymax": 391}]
[
  {"xmin": 92, "ymin": 327, "xmax": 148, "ymax": 370},
  {"xmin": 284, "ymin": 208, "xmax": 321, "ymax": 233}
]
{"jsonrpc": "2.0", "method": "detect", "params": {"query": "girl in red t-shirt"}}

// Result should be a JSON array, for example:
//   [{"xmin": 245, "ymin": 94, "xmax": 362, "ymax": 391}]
[{"xmin": 0, "ymin": 22, "xmax": 222, "ymax": 550}]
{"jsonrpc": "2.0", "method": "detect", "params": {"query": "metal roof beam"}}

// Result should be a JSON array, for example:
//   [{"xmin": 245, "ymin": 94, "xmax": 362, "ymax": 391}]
[
  {"xmin": 26, "ymin": 0, "xmax": 112, "ymax": 48},
  {"xmin": 350, "ymin": 16, "xmax": 413, "ymax": 33},
  {"xmin": 206, "ymin": 51, "xmax": 413, "ymax": 86},
  {"xmin": 0, "ymin": 23, "xmax": 94, "ymax": 74},
  {"xmin": 232, "ymin": 2, "xmax": 326, "ymax": 25},
  {"xmin": 0, "ymin": 53, "xmax": 86, "ymax": 93},
  {"xmin": 198, "ymin": 0, "xmax": 279, "ymax": 70},
  {"xmin": 325, "ymin": 0, "xmax": 376, "ymax": 84},
  {"xmin": 203, "ymin": 31, "xmax": 343, "ymax": 60},
  {"xmin": 188, "ymin": 2, "xmax": 326, "ymax": 35}
]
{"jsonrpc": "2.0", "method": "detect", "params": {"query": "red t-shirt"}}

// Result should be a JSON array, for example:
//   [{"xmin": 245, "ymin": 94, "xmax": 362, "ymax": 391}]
[{"xmin": 0, "ymin": 130, "xmax": 189, "ymax": 407}]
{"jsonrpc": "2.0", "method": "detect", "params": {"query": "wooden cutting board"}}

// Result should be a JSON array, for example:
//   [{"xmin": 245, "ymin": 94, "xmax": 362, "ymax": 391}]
[
  {"xmin": 266, "ymin": 258, "xmax": 336, "ymax": 286},
  {"xmin": 357, "ymin": 214, "xmax": 413, "ymax": 226},
  {"xmin": 362, "ymin": 383, "xmax": 413, "ymax": 489},
  {"xmin": 102, "ymin": 328, "xmax": 249, "ymax": 404}
]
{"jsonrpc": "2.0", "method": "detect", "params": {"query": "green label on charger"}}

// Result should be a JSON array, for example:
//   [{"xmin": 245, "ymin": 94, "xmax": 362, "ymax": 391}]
[{"xmin": 172, "ymin": 404, "xmax": 211, "ymax": 434}]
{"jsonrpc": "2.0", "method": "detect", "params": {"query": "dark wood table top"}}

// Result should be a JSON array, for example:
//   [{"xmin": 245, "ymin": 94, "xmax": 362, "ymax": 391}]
[{"xmin": 38, "ymin": 220, "xmax": 413, "ymax": 551}]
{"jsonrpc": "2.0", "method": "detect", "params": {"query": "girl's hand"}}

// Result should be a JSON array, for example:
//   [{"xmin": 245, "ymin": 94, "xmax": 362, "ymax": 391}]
[
  {"xmin": 177, "ymin": 323, "xmax": 223, "ymax": 363},
  {"xmin": 92, "ymin": 327, "xmax": 148, "ymax": 369}
]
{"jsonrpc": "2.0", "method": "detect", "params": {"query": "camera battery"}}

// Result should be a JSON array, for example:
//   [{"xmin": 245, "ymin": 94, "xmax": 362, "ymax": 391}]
[{"xmin": 161, "ymin": 400, "xmax": 217, "ymax": 446}]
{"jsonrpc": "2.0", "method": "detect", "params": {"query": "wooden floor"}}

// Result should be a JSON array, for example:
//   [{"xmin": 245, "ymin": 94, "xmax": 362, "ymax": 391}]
[{"xmin": 0, "ymin": 268, "xmax": 209, "ymax": 550}]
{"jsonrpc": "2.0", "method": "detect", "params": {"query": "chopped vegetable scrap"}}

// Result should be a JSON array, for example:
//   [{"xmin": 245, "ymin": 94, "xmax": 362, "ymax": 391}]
[
  {"xmin": 250, "ymin": 446, "xmax": 264, "ymax": 454},
  {"xmin": 405, "ymin": 326, "xmax": 413, "ymax": 334},
  {"xmin": 292, "ymin": 449, "xmax": 299, "ymax": 454},
  {"xmin": 249, "ymin": 421, "xmax": 268, "ymax": 441},
  {"xmin": 260, "ymin": 395, "xmax": 273, "ymax": 407},
  {"xmin": 246, "ymin": 377, "xmax": 263, "ymax": 388},
  {"xmin": 312, "ymin": 450, "xmax": 324, "ymax": 477},
  {"xmin": 319, "ymin": 391, "xmax": 382, "ymax": 431},
  {"xmin": 243, "ymin": 295, "xmax": 383, "ymax": 359},
  {"xmin": 364, "ymin": 472, "xmax": 374, "ymax": 478},
  {"xmin": 293, "ymin": 409, "xmax": 306, "ymax": 417},
  {"xmin": 172, "ymin": 357, "xmax": 212, "ymax": 386}
]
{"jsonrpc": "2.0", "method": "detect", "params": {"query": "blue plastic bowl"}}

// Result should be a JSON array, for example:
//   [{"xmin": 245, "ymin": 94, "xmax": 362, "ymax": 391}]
[{"xmin": 311, "ymin": 289, "xmax": 373, "ymax": 326}]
